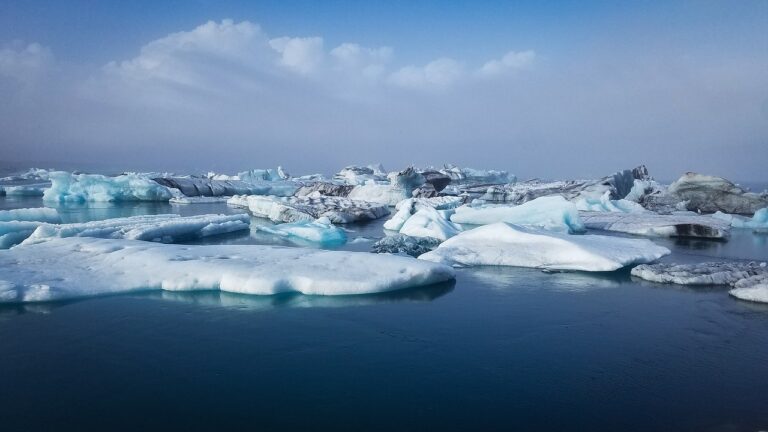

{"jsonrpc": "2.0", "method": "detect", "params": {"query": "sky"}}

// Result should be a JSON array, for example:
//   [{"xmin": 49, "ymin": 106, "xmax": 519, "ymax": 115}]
[{"xmin": 0, "ymin": 0, "xmax": 766, "ymax": 180}]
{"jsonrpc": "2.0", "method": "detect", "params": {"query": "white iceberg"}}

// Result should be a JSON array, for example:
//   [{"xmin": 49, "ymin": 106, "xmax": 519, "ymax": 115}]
[
  {"xmin": 0, "ymin": 207, "xmax": 60, "ymax": 223},
  {"xmin": 419, "ymin": 222, "xmax": 670, "ymax": 271},
  {"xmin": 2, "ymin": 184, "xmax": 48, "ymax": 196},
  {"xmin": 229, "ymin": 194, "xmax": 390, "ymax": 224},
  {"xmin": 43, "ymin": 171, "xmax": 174, "ymax": 203},
  {"xmin": 450, "ymin": 196, "xmax": 585, "ymax": 233},
  {"xmin": 333, "ymin": 165, "xmax": 388, "ymax": 185},
  {"xmin": 712, "ymin": 208, "xmax": 768, "ymax": 230},
  {"xmin": 0, "ymin": 237, "xmax": 455, "ymax": 302},
  {"xmin": 439, "ymin": 165, "xmax": 512, "ymax": 184},
  {"xmin": 579, "ymin": 211, "xmax": 731, "ymax": 239},
  {"xmin": 384, "ymin": 197, "xmax": 463, "ymax": 232},
  {"xmin": 253, "ymin": 217, "xmax": 347, "ymax": 246},
  {"xmin": 399, "ymin": 207, "xmax": 462, "ymax": 241},
  {"xmin": 21, "ymin": 214, "xmax": 250, "ymax": 245}
]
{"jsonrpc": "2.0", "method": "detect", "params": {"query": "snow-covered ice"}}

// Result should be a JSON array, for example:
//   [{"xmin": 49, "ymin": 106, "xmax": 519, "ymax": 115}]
[
  {"xmin": 169, "ymin": 196, "xmax": 231, "ymax": 204},
  {"xmin": 384, "ymin": 197, "xmax": 463, "ymax": 232},
  {"xmin": 450, "ymin": 196, "xmax": 585, "ymax": 233},
  {"xmin": 419, "ymin": 222, "xmax": 670, "ymax": 271},
  {"xmin": 347, "ymin": 167, "xmax": 425, "ymax": 205},
  {"xmin": 0, "ymin": 237, "xmax": 455, "ymax": 302},
  {"xmin": 253, "ymin": 217, "xmax": 347, "ymax": 246},
  {"xmin": 21, "ymin": 214, "xmax": 250, "ymax": 245},
  {"xmin": 0, "ymin": 208, "xmax": 62, "ymax": 248},
  {"xmin": 398, "ymin": 207, "xmax": 462, "ymax": 241},
  {"xmin": 580, "ymin": 211, "xmax": 731, "ymax": 239},
  {"xmin": 229, "ymin": 194, "xmax": 390, "ymax": 224},
  {"xmin": 44, "ymin": 171, "xmax": 174, "ymax": 202}
]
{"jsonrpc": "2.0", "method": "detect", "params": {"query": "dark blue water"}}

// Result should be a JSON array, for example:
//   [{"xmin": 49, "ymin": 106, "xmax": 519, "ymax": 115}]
[{"xmin": 1, "ymin": 196, "xmax": 768, "ymax": 431}]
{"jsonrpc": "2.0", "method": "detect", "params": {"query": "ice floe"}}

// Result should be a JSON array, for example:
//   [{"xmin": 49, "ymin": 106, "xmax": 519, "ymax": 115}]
[
  {"xmin": 0, "ymin": 208, "xmax": 62, "ymax": 248},
  {"xmin": 579, "ymin": 211, "xmax": 731, "ymax": 239},
  {"xmin": 0, "ymin": 237, "xmax": 455, "ymax": 302},
  {"xmin": 384, "ymin": 197, "xmax": 463, "ymax": 232},
  {"xmin": 630, "ymin": 261, "xmax": 768, "ymax": 303},
  {"xmin": 419, "ymin": 222, "xmax": 670, "ymax": 271},
  {"xmin": 253, "ymin": 217, "xmax": 347, "ymax": 246},
  {"xmin": 575, "ymin": 191, "xmax": 649, "ymax": 213},
  {"xmin": 44, "ymin": 171, "xmax": 174, "ymax": 202},
  {"xmin": 372, "ymin": 234, "xmax": 441, "ymax": 257},
  {"xmin": 169, "ymin": 196, "xmax": 232, "ymax": 204},
  {"xmin": 1, "ymin": 184, "xmax": 48, "ymax": 196},
  {"xmin": 20, "ymin": 214, "xmax": 250, "ymax": 245},
  {"xmin": 228, "ymin": 194, "xmax": 390, "ymax": 224},
  {"xmin": 0, "ymin": 207, "xmax": 60, "ymax": 223},
  {"xmin": 450, "ymin": 196, "xmax": 585, "ymax": 233}
]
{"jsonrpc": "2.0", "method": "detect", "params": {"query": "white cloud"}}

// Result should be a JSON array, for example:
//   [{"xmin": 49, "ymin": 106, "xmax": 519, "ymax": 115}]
[
  {"xmin": 478, "ymin": 50, "xmax": 536, "ymax": 76},
  {"xmin": 0, "ymin": 42, "xmax": 53, "ymax": 84},
  {"xmin": 269, "ymin": 36, "xmax": 324, "ymax": 74},
  {"xmin": 388, "ymin": 58, "xmax": 464, "ymax": 90}
]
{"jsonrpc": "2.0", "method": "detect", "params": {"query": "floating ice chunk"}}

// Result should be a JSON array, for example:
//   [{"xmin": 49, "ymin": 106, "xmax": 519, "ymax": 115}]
[
  {"xmin": 229, "ymin": 194, "xmax": 389, "ymax": 224},
  {"xmin": 631, "ymin": 261, "xmax": 768, "ymax": 302},
  {"xmin": 347, "ymin": 167, "xmax": 425, "ymax": 205},
  {"xmin": 372, "ymin": 234, "xmax": 441, "ymax": 257},
  {"xmin": 254, "ymin": 217, "xmax": 347, "ymax": 246},
  {"xmin": 21, "ymin": 214, "xmax": 249, "ymax": 245},
  {"xmin": 333, "ymin": 165, "xmax": 388, "ymax": 185},
  {"xmin": 0, "ymin": 207, "xmax": 60, "ymax": 223},
  {"xmin": 169, "ymin": 196, "xmax": 231, "ymax": 204},
  {"xmin": 667, "ymin": 172, "xmax": 768, "ymax": 214},
  {"xmin": 2, "ymin": 184, "xmax": 48, "ymax": 196},
  {"xmin": 575, "ymin": 191, "xmax": 649, "ymax": 213},
  {"xmin": 0, "ymin": 168, "xmax": 52, "ymax": 182},
  {"xmin": 399, "ymin": 207, "xmax": 462, "ymax": 241},
  {"xmin": 580, "ymin": 211, "xmax": 731, "ymax": 239},
  {"xmin": 450, "ymin": 196, "xmax": 585, "ymax": 233},
  {"xmin": 419, "ymin": 222, "xmax": 670, "ymax": 271},
  {"xmin": 384, "ymin": 197, "xmax": 463, "ymax": 232},
  {"xmin": 0, "ymin": 237, "xmax": 455, "ymax": 302},
  {"xmin": 712, "ymin": 208, "xmax": 768, "ymax": 229},
  {"xmin": 439, "ymin": 165, "xmax": 512, "ymax": 184},
  {"xmin": 631, "ymin": 261, "xmax": 767, "ymax": 286},
  {"xmin": 43, "ymin": 171, "xmax": 174, "ymax": 203}
]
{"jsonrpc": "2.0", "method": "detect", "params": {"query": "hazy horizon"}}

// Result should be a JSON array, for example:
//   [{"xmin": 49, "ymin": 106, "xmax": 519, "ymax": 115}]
[{"xmin": 2, "ymin": 1, "xmax": 767, "ymax": 181}]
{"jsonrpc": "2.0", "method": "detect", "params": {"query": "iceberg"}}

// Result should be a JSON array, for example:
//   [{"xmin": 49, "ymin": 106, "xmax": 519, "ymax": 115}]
[
  {"xmin": 237, "ymin": 166, "xmax": 290, "ymax": 183},
  {"xmin": 2, "ymin": 184, "xmax": 48, "ymax": 196},
  {"xmin": 0, "ymin": 168, "xmax": 52, "ymax": 182},
  {"xmin": 333, "ymin": 165, "xmax": 388, "ymax": 185},
  {"xmin": 44, "ymin": 171, "xmax": 174, "ymax": 202},
  {"xmin": 153, "ymin": 177, "xmax": 298, "ymax": 197},
  {"xmin": 384, "ymin": 197, "xmax": 463, "ymax": 232},
  {"xmin": 712, "ymin": 208, "xmax": 768, "ymax": 230},
  {"xmin": 631, "ymin": 261, "xmax": 768, "ymax": 303},
  {"xmin": 372, "ymin": 234, "xmax": 442, "ymax": 257},
  {"xmin": 228, "ymin": 194, "xmax": 390, "ymax": 224},
  {"xmin": 575, "ymin": 191, "xmax": 649, "ymax": 213},
  {"xmin": 399, "ymin": 207, "xmax": 462, "ymax": 241},
  {"xmin": 253, "ymin": 217, "xmax": 347, "ymax": 246},
  {"xmin": 21, "ymin": 214, "xmax": 250, "ymax": 245},
  {"xmin": 0, "ymin": 237, "xmax": 455, "ymax": 302},
  {"xmin": 295, "ymin": 182, "xmax": 354, "ymax": 198},
  {"xmin": 0, "ymin": 207, "xmax": 60, "ymax": 223},
  {"xmin": 450, "ymin": 196, "xmax": 585, "ymax": 233},
  {"xmin": 666, "ymin": 172, "xmax": 768, "ymax": 214},
  {"xmin": 419, "ymin": 222, "xmax": 670, "ymax": 271},
  {"xmin": 347, "ymin": 167, "xmax": 426, "ymax": 206},
  {"xmin": 579, "ymin": 211, "xmax": 731, "ymax": 239},
  {"xmin": 439, "ymin": 165, "xmax": 512, "ymax": 185}
]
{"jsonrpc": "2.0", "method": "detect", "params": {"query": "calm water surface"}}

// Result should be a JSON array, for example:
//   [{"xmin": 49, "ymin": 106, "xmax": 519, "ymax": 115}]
[{"xmin": 1, "ymin": 195, "xmax": 767, "ymax": 431}]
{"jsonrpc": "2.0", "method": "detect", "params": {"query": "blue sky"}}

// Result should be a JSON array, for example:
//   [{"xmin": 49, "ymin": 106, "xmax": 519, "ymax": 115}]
[{"xmin": 1, "ymin": 1, "xmax": 766, "ymax": 180}]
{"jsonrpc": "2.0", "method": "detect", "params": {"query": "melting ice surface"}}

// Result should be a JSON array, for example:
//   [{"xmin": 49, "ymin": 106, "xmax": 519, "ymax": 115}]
[{"xmin": 450, "ymin": 196, "xmax": 585, "ymax": 233}]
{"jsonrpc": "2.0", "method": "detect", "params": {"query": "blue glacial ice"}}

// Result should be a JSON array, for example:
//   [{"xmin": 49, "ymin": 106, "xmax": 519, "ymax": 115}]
[
  {"xmin": 43, "ymin": 171, "xmax": 174, "ymax": 202},
  {"xmin": 450, "ymin": 196, "xmax": 585, "ymax": 233},
  {"xmin": 253, "ymin": 217, "xmax": 348, "ymax": 246},
  {"xmin": 0, "ymin": 208, "xmax": 62, "ymax": 248},
  {"xmin": 712, "ymin": 208, "xmax": 768, "ymax": 230}
]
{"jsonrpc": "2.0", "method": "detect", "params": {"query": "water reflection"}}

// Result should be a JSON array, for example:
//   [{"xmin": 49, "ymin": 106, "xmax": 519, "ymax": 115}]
[
  {"xmin": 0, "ymin": 281, "xmax": 455, "ymax": 317},
  {"xmin": 153, "ymin": 281, "xmax": 455, "ymax": 310},
  {"xmin": 462, "ymin": 266, "xmax": 630, "ymax": 293}
]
